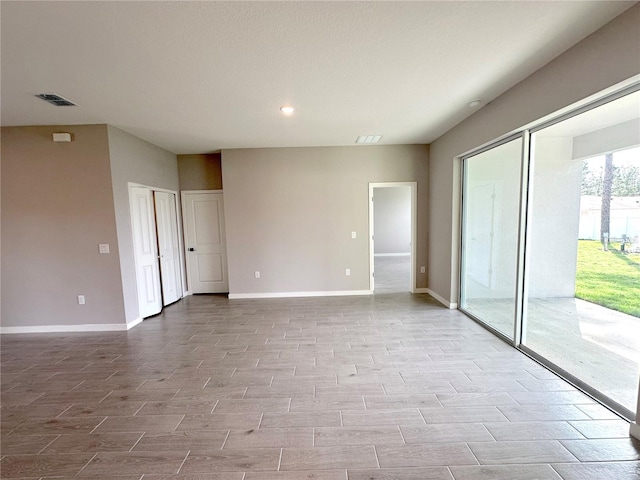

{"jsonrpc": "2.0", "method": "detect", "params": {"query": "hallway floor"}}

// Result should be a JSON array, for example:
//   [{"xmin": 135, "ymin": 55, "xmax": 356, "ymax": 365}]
[
  {"xmin": 1, "ymin": 293, "xmax": 639, "ymax": 479},
  {"xmin": 373, "ymin": 255, "xmax": 411, "ymax": 294}
]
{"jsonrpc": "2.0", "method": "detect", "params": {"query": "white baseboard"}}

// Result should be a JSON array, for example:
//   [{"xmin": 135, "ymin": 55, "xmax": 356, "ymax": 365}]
[
  {"xmin": 420, "ymin": 288, "xmax": 458, "ymax": 309},
  {"xmin": 228, "ymin": 290, "xmax": 372, "ymax": 300},
  {"xmin": 1, "ymin": 321, "xmax": 136, "ymax": 334},
  {"xmin": 631, "ymin": 422, "xmax": 640, "ymax": 440},
  {"xmin": 126, "ymin": 317, "xmax": 143, "ymax": 330},
  {"xmin": 374, "ymin": 253, "xmax": 411, "ymax": 257}
]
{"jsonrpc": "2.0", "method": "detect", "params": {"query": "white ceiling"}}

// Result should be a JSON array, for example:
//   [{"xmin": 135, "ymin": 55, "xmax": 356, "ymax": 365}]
[{"xmin": 1, "ymin": 1, "xmax": 635, "ymax": 154}]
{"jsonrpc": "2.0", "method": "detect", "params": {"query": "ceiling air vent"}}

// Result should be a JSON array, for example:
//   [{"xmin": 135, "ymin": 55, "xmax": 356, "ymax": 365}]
[
  {"xmin": 35, "ymin": 93, "xmax": 77, "ymax": 107},
  {"xmin": 356, "ymin": 135, "xmax": 382, "ymax": 144}
]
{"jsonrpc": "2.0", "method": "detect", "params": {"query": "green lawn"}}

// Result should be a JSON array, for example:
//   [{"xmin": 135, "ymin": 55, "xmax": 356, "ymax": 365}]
[{"xmin": 575, "ymin": 240, "xmax": 640, "ymax": 317}]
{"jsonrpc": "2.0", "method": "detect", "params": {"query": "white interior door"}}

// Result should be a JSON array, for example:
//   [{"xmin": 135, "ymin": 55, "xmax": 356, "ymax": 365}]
[
  {"xmin": 183, "ymin": 192, "xmax": 229, "ymax": 293},
  {"xmin": 130, "ymin": 186, "xmax": 162, "ymax": 318},
  {"xmin": 154, "ymin": 191, "xmax": 183, "ymax": 306}
]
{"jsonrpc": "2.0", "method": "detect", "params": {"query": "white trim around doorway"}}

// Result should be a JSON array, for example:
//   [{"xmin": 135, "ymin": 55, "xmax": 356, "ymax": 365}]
[{"xmin": 369, "ymin": 182, "xmax": 417, "ymax": 294}]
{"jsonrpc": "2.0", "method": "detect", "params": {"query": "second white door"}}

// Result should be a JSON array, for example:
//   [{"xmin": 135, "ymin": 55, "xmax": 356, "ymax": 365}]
[
  {"xmin": 154, "ymin": 191, "xmax": 183, "ymax": 305},
  {"xmin": 183, "ymin": 192, "xmax": 229, "ymax": 293}
]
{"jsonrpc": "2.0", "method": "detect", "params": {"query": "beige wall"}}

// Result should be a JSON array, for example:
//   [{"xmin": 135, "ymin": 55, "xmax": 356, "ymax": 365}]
[
  {"xmin": 1, "ymin": 125, "xmax": 126, "ymax": 328},
  {"xmin": 222, "ymin": 145, "xmax": 428, "ymax": 295},
  {"xmin": 428, "ymin": 4, "xmax": 640, "ymax": 306},
  {"xmin": 178, "ymin": 153, "xmax": 223, "ymax": 191},
  {"xmin": 108, "ymin": 126, "xmax": 180, "ymax": 323}
]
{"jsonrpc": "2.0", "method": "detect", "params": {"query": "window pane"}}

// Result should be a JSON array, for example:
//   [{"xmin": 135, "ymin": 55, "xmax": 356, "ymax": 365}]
[
  {"xmin": 461, "ymin": 137, "xmax": 523, "ymax": 339},
  {"xmin": 524, "ymin": 90, "xmax": 640, "ymax": 416}
]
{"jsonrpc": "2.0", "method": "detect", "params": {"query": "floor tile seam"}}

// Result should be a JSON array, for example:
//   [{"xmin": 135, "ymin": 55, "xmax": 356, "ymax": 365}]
[
  {"xmin": 371, "ymin": 444, "xmax": 381, "ymax": 468},
  {"xmin": 209, "ymin": 399, "xmax": 220, "ymax": 414},
  {"xmin": 172, "ymin": 414, "xmax": 187, "ymax": 432},
  {"xmin": 132, "ymin": 401, "xmax": 147, "ymax": 416},
  {"xmin": 16, "ymin": 391, "xmax": 46, "ymax": 407},
  {"xmin": 68, "ymin": 379, "xmax": 88, "ymax": 392},
  {"xmin": 51, "ymin": 403, "xmax": 74, "ymax": 419},
  {"xmin": 175, "ymin": 448, "xmax": 191, "ymax": 474},
  {"xmin": 557, "ymin": 437, "xmax": 633, "ymax": 463},
  {"xmin": 133, "ymin": 378, "xmax": 150, "ymax": 392},
  {"xmin": 127, "ymin": 432, "xmax": 145, "ymax": 452},
  {"xmin": 478, "ymin": 422, "xmax": 498, "ymax": 442},
  {"xmin": 493, "ymin": 405, "xmax": 514, "ymax": 421},
  {"xmin": 396, "ymin": 424, "xmax": 408, "ymax": 445},
  {"xmin": 72, "ymin": 451, "xmax": 98, "ymax": 477},
  {"xmin": 565, "ymin": 420, "xmax": 596, "ymax": 439},
  {"xmin": 258, "ymin": 412, "xmax": 265, "ymax": 429},
  {"xmin": 469, "ymin": 438, "xmax": 584, "ymax": 463},
  {"xmin": 34, "ymin": 433, "xmax": 61, "ymax": 454},
  {"xmin": 87, "ymin": 415, "xmax": 108, "ymax": 434},
  {"xmin": 552, "ymin": 459, "xmax": 640, "ymax": 468},
  {"xmin": 462, "ymin": 441, "xmax": 481, "ymax": 466}
]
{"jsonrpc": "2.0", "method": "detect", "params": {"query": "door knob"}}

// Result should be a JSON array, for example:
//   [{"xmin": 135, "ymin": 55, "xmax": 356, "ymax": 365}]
[{"xmin": 188, "ymin": 247, "xmax": 195, "ymax": 252}]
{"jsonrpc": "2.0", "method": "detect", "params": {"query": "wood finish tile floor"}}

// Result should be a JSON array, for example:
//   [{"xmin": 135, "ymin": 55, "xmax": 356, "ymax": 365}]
[
  {"xmin": 373, "ymin": 255, "xmax": 410, "ymax": 294},
  {"xmin": 1, "ymin": 293, "xmax": 639, "ymax": 479}
]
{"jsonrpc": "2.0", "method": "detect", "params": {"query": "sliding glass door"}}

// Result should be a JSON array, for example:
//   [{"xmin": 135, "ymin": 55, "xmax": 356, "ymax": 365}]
[
  {"xmin": 460, "ymin": 137, "xmax": 523, "ymax": 341},
  {"xmin": 460, "ymin": 85, "xmax": 640, "ymax": 420},
  {"xmin": 523, "ymin": 89, "xmax": 640, "ymax": 418}
]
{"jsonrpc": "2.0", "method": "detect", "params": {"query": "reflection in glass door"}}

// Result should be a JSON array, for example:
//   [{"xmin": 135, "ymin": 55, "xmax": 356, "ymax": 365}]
[{"xmin": 460, "ymin": 137, "xmax": 523, "ymax": 341}]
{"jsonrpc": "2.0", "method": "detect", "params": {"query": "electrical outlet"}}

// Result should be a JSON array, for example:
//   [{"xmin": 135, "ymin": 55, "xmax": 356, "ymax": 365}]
[
  {"xmin": 345, "ymin": 268, "xmax": 351, "ymax": 276},
  {"xmin": 420, "ymin": 266, "xmax": 425, "ymax": 274},
  {"xmin": 254, "ymin": 271, "xmax": 261, "ymax": 279},
  {"xmin": 77, "ymin": 295, "xmax": 85, "ymax": 305},
  {"xmin": 351, "ymin": 231, "xmax": 357, "ymax": 239},
  {"xmin": 99, "ymin": 244, "xmax": 110, "ymax": 254}
]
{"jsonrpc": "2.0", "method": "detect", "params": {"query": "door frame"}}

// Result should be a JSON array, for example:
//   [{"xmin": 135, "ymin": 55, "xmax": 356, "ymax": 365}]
[
  {"xmin": 181, "ymin": 189, "xmax": 225, "ymax": 295},
  {"xmin": 128, "ymin": 182, "xmax": 186, "ymax": 314},
  {"xmin": 368, "ymin": 182, "xmax": 417, "ymax": 293}
]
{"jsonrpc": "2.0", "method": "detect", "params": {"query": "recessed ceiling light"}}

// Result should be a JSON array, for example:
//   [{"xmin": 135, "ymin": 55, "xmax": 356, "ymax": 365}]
[
  {"xmin": 356, "ymin": 135, "xmax": 382, "ymax": 144},
  {"xmin": 280, "ymin": 106, "xmax": 295, "ymax": 115},
  {"xmin": 469, "ymin": 99, "xmax": 482, "ymax": 108}
]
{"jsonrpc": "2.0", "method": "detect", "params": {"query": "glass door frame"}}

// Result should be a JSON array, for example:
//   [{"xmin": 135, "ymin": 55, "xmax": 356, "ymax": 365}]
[{"xmin": 459, "ymin": 132, "xmax": 528, "ymax": 347}]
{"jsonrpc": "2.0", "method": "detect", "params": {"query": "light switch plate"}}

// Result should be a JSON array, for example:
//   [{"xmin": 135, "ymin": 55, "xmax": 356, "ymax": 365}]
[
  {"xmin": 99, "ymin": 244, "xmax": 110, "ymax": 254},
  {"xmin": 351, "ymin": 231, "xmax": 357, "ymax": 239}
]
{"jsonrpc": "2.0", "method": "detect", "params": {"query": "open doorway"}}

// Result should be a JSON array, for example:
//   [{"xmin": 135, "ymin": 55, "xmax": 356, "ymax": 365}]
[{"xmin": 369, "ymin": 182, "xmax": 417, "ymax": 293}]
